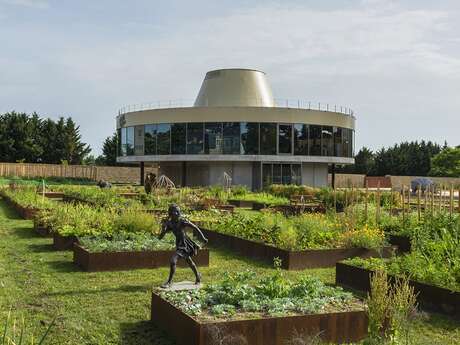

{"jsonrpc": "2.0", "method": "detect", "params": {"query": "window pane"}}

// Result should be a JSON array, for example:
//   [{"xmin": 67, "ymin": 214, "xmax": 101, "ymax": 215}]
[
  {"xmin": 294, "ymin": 124, "xmax": 308, "ymax": 155},
  {"xmin": 260, "ymin": 123, "xmax": 277, "ymax": 155},
  {"xmin": 223, "ymin": 122, "xmax": 240, "ymax": 154},
  {"xmin": 187, "ymin": 123, "xmax": 204, "ymax": 154},
  {"xmin": 309, "ymin": 125, "xmax": 321, "ymax": 156},
  {"xmin": 292, "ymin": 164, "xmax": 301, "ymax": 185},
  {"xmin": 204, "ymin": 123, "xmax": 223, "ymax": 154},
  {"xmin": 333, "ymin": 127, "xmax": 343, "ymax": 157},
  {"xmin": 343, "ymin": 128, "xmax": 351, "ymax": 158},
  {"xmin": 278, "ymin": 124, "xmax": 292, "ymax": 154},
  {"xmin": 144, "ymin": 124, "xmax": 157, "ymax": 155},
  {"xmin": 352, "ymin": 130, "xmax": 355, "ymax": 157},
  {"xmin": 157, "ymin": 123, "xmax": 171, "ymax": 155},
  {"xmin": 117, "ymin": 128, "xmax": 122, "ymax": 156},
  {"xmin": 134, "ymin": 125, "xmax": 144, "ymax": 155},
  {"xmin": 120, "ymin": 128, "xmax": 127, "ymax": 156},
  {"xmin": 281, "ymin": 164, "xmax": 291, "ymax": 184},
  {"xmin": 240, "ymin": 122, "xmax": 259, "ymax": 154},
  {"xmin": 273, "ymin": 164, "xmax": 281, "ymax": 184},
  {"xmin": 126, "ymin": 126, "xmax": 135, "ymax": 156},
  {"xmin": 322, "ymin": 126, "xmax": 333, "ymax": 156},
  {"xmin": 262, "ymin": 164, "xmax": 272, "ymax": 187},
  {"xmin": 171, "ymin": 123, "xmax": 186, "ymax": 154}
]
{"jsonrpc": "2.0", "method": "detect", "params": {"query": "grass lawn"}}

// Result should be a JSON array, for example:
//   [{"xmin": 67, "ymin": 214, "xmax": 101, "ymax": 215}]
[{"xmin": 0, "ymin": 199, "xmax": 459, "ymax": 344}]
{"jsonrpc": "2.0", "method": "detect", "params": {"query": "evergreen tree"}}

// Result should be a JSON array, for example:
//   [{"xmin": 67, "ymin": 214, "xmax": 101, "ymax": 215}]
[
  {"xmin": 429, "ymin": 147, "xmax": 460, "ymax": 177},
  {"xmin": 0, "ymin": 111, "xmax": 91, "ymax": 164},
  {"xmin": 98, "ymin": 132, "xmax": 119, "ymax": 166},
  {"xmin": 354, "ymin": 147, "xmax": 375, "ymax": 174}
]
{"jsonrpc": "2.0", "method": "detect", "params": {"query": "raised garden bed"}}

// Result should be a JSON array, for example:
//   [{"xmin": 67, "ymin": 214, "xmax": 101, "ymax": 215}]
[
  {"xmin": 388, "ymin": 234, "xmax": 411, "ymax": 253},
  {"xmin": 151, "ymin": 290, "xmax": 368, "ymax": 345},
  {"xmin": 214, "ymin": 205, "xmax": 235, "ymax": 213},
  {"xmin": 200, "ymin": 228, "xmax": 394, "ymax": 270},
  {"xmin": 63, "ymin": 195, "xmax": 92, "ymax": 205},
  {"xmin": 336, "ymin": 262, "xmax": 460, "ymax": 317},
  {"xmin": 53, "ymin": 233, "xmax": 78, "ymax": 251},
  {"xmin": 73, "ymin": 245, "xmax": 209, "ymax": 271},
  {"xmin": 33, "ymin": 219, "xmax": 52, "ymax": 237},
  {"xmin": 40, "ymin": 191, "xmax": 64, "ymax": 199},
  {"xmin": 252, "ymin": 201, "xmax": 266, "ymax": 210},
  {"xmin": 0, "ymin": 193, "xmax": 40, "ymax": 220},
  {"xmin": 118, "ymin": 192, "xmax": 140, "ymax": 199},
  {"xmin": 227, "ymin": 199, "xmax": 253, "ymax": 208}
]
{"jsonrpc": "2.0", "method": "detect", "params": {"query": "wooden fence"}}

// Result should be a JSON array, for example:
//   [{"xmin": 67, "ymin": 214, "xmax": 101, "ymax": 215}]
[{"xmin": 0, "ymin": 162, "xmax": 157, "ymax": 184}]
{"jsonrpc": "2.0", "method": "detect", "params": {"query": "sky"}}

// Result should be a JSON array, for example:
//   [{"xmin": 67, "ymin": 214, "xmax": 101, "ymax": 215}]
[{"xmin": 1, "ymin": 0, "xmax": 459, "ymax": 155}]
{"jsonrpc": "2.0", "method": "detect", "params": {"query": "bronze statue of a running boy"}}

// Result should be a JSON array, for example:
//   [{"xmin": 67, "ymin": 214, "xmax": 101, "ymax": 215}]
[{"xmin": 159, "ymin": 204, "xmax": 208, "ymax": 288}]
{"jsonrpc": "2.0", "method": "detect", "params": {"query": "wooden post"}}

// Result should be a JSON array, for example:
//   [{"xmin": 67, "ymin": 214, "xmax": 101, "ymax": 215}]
[
  {"xmin": 424, "ymin": 186, "xmax": 428, "ymax": 219},
  {"xmin": 389, "ymin": 187, "xmax": 393, "ymax": 217},
  {"xmin": 402, "ymin": 185, "xmax": 406, "ymax": 222},
  {"xmin": 450, "ymin": 185, "xmax": 454, "ymax": 217},
  {"xmin": 344, "ymin": 189, "xmax": 348, "ymax": 213},
  {"xmin": 408, "ymin": 184, "xmax": 411, "ymax": 213},
  {"xmin": 417, "ymin": 187, "xmax": 421, "ymax": 221},
  {"xmin": 376, "ymin": 181, "xmax": 381, "ymax": 224},
  {"xmin": 439, "ymin": 185, "xmax": 443, "ymax": 213},
  {"xmin": 458, "ymin": 188, "xmax": 460, "ymax": 213},
  {"xmin": 333, "ymin": 187, "xmax": 337, "ymax": 214},
  {"xmin": 365, "ymin": 182, "xmax": 369, "ymax": 221},
  {"xmin": 431, "ymin": 185, "xmax": 434, "ymax": 217}
]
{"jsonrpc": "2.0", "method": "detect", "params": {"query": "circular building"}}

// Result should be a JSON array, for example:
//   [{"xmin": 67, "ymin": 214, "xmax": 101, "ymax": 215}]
[{"xmin": 116, "ymin": 68, "xmax": 355, "ymax": 190}]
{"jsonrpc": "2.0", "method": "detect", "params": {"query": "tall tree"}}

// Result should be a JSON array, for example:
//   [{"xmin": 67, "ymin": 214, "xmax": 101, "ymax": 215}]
[
  {"xmin": 98, "ymin": 132, "xmax": 119, "ymax": 166},
  {"xmin": 429, "ymin": 147, "xmax": 460, "ymax": 177},
  {"xmin": 62, "ymin": 117, "xmax": 91, "ymax": 164},
  {"xmin": 354, "ymin": 147, "xmax": 375, "ymax": 175},
  {"xmin": 0, "ymin": 111, "xmax": 91, "ymax": 164}
]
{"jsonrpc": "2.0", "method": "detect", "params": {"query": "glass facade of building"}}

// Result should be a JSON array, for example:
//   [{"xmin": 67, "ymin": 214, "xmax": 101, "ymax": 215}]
[{"xmin": 119, "ymin": 122, "xmax": 354, "ymax": 158}]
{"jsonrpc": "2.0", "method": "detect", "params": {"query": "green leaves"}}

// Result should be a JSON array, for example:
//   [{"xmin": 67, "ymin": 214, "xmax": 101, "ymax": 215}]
[{"xmin": 162, "ymin": 270, "xmax": 355, "ymax": 319}]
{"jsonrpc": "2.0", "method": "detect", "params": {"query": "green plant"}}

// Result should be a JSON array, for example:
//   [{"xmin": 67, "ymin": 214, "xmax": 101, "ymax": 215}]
[
  {"xmin": 160, "ymin": 268, "xmax": 355, "ymax": 319},
  {"xmin": 364, "ymin": 270, "xmax": 417, "ymax": 345},
  {"xmin": 79, "ymin": 232, "xmax": 176, "ymax": 253},
  {"xmin": 1, "ymin": 310, "xmax": 56, "ymax": 345}
]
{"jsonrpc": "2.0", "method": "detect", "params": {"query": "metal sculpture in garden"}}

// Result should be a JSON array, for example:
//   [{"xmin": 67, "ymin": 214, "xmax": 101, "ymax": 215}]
[
  {"xmin": 144, "ymin": 173, "xmax": 156, "ymax": 194},
  {"xmin": 159, "ymin": 204, "xmax": 208, "ymax": 288}
]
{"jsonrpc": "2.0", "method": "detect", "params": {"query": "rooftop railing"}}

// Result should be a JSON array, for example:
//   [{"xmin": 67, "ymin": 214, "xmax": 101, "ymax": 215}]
[{"xmin": 117, "ymin": 98, "xmax": 355, "ymax": 117}]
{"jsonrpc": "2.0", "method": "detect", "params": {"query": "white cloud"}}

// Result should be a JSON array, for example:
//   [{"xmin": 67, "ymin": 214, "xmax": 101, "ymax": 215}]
[
  {"xmin": 1, "ymin": 1, "xmax": 459, "ymax": 152},
  {"xmin": 0, "ymin": 0, "xmax": 48, "ymax": 9}
]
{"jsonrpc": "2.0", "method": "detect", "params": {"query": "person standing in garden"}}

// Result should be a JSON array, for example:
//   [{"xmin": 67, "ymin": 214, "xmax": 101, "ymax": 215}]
[{"xmin": 159, "ymin": 204, "xmax": 208, "ymax": 288}]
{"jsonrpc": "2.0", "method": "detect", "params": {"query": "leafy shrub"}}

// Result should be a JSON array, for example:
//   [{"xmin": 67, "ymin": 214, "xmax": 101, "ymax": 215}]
[
  {"xmin": 1, "ymin": 187, "xmax": 55, "ymax": 209},
  {"xmin": 79, "ymin": 232, "xmax": 176, "ymax": 252},
  {"xmin": 365, "ymin": 270, "xmax": 417, "ymax": 345},
  {"xmin": 113, "ymin": 210, "xmax": 159, "ymax": 233},
  {"xmin": 160, "ymin": 269, "xmax": 355, "ymax": 319}
]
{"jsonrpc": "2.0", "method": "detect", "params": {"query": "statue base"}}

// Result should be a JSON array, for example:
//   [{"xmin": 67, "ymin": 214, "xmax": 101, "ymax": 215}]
[{"xmin": 159, "ymin": 281, "xmax": 202, "ymax": 291}]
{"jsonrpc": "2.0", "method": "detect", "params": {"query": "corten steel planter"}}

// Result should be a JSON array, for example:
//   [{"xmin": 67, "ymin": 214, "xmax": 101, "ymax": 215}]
[
  {"xmin": 215, "ymin": 205, "xmax": 235, "ymax": 213},
  {"xmin": 227, "ymin": 199, "xmax": 253, "ymax": 208},
  {"xmin": 73, "ymin": 244, "xmax": 209, "ymax": 271},
  {"xmin": 388, "ymin": 234, "xmax": 411, "ymax": 253},
  {"xmin": 252, "ymin": 202, "xmax": 266, "ymax": 210},
  {"xmin": 0, "ymin": 193, "xmax": 40, "ymax": 220},
  {"xmin": 63, "ymin": 195, "xmax": 94, "ymax": 205},
  {"xmin": 118, "ymin": 192, "xmax": 140, "ymax": 199},
  {"xmin": 200, "ymin": 228, "xmax": 395, "ymax": 270},
  {"xmin": 53, "ymin": 233, "xmax": 78, "ymax": 251},
  {"xmin": 336, "ymin": 262, "xmax": 460, "ymax": 317},
  {"xmin": 33, "ymin": 219, "xmax": 52, "ymax": 237},
  {"xmin": 40, "ymin": 191, "xmax": 64, "ymax": 199},
  {"xmin": 151, "ymin": 291, "xmax": 368, "ymax": 345}
]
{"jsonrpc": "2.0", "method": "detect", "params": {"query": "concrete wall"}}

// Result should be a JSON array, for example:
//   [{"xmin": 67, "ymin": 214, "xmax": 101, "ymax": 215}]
[
  {"xmin": 302, "ymin": 163, "xmax": 329, "ymax": 187},
  {"xmin": 327, "ymin": 173, "xmax": 366, "ymax": 188}
]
